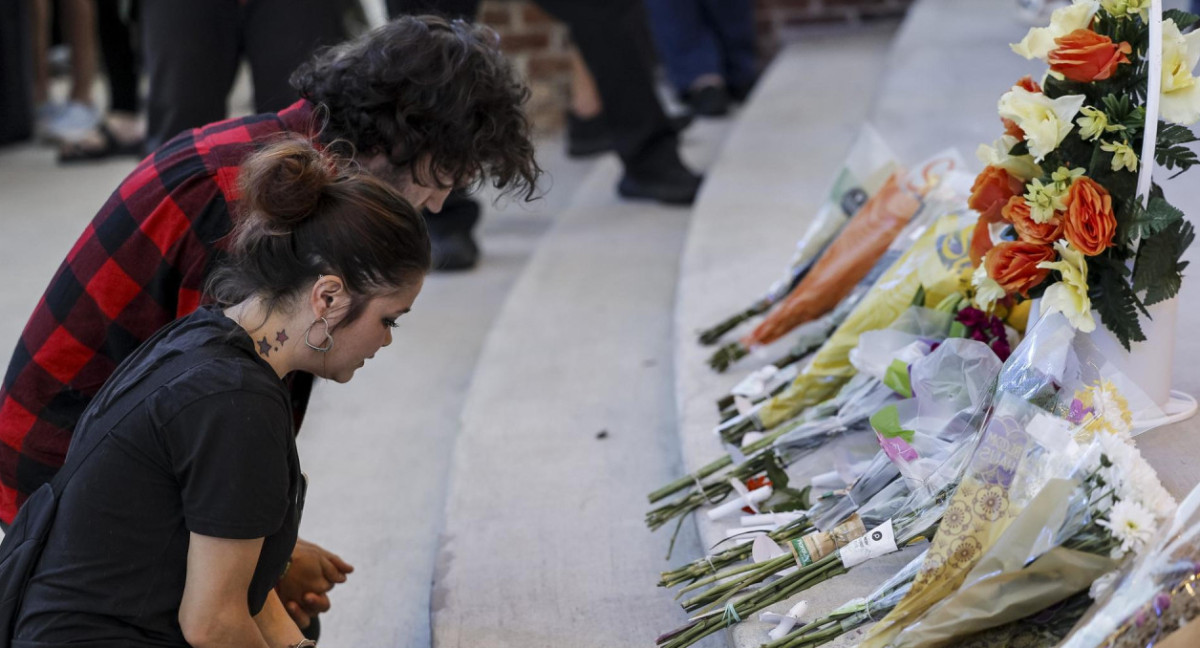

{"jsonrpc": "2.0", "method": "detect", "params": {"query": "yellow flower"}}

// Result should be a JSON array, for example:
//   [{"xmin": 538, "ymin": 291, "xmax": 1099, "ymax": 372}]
[
  {"xmin": 1012, "ymin": 0, "xmax": 1100, "ymax": 60},
  {"xmin": 1076, "ymin": 106, "xmax": 1124, "ymax": 141},
  {"xmin": 975, "ymin": 134, "xmax": 1042, "ymax": 181},
  {"xmin": 1051, "ymin": 165, "xmax": 1086, "ymax": 187},
  {"xmin": 1100, "ymin": 139, "xmax": 1139, "ymax": 172},
  {"xmin": 1160, "ymin": 19, "xmax": 1200, "ymax": 126},
  {"xmin": 1101, "ymin": 0, "xmax": 1150, "ymax": 19},
  {"xmin": 998, "ymin": 87, "xmax": 1086, "ymax": 161},
  {"xmin": 971, "ymin": 264, "xmax": 1006, "ymax": 311},
  {"xmin": 1036, "ymin": 240, "xmax": 1096, "ymax": 332},
  {"xmin": 1024, "ymin": 177, "xmax": 1069, "ymax": 224},
  {"xmin": 1074, "ymin": 379, "xmax": 1133, "ymax": 440}
]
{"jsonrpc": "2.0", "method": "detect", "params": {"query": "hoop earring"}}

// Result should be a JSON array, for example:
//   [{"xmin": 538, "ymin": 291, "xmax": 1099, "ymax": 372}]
[{"xmin": 305, "ymin": 317, "xmax": 334, "ymax": 352}]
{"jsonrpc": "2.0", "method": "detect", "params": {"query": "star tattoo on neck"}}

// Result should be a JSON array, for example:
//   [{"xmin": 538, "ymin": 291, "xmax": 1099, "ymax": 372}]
[{"xmin": 257, "ymin": 336, "xmax": 273, "ymax": 357}]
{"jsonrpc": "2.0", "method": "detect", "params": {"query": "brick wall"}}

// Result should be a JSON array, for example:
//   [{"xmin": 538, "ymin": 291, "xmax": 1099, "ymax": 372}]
[
  {"xmin": 477, "ymin": 0, "xmax": 913, "ymax": 132},
  {"xmin": 479, "ymin": 2, "xmax": 573, "ymax": 132}
]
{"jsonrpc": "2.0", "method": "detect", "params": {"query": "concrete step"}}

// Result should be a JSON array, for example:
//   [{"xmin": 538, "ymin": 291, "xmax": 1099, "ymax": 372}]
[
  {"xmin": 430, "ymin": 121, "xmax": 731, "ymax": 648},
  {"xmin": 293, "ymin": 137, "xmax": 599, "ymax": 647},
  {"xmin": 668, "ymin": 25, "xmax": 905, "ymax": 648}
]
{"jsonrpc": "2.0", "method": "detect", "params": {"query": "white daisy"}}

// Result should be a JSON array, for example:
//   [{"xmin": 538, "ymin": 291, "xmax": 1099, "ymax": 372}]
[{"xmin": 1099, "ymin": 499, "xmax": 1157, "ymax": 556}]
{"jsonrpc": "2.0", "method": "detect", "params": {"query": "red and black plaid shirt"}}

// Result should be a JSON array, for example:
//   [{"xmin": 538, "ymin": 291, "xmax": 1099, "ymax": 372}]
[{"xmin": 0, "ymin": 100, "xmax": 319, "ymax": 523}]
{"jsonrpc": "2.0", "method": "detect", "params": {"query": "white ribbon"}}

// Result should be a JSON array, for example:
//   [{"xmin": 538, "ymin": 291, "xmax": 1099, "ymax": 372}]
[
  {"xmin": 760, "ymin": 600, "xmax": 809, "ymax": 641},
  {"xmin": 706, "ymin": 480, "xmax": 772, "ymax": 521}
]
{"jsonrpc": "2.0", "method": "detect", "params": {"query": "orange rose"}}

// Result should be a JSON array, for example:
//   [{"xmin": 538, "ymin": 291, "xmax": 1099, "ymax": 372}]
[
  {"xmin": 1002, "ymin": 117, "xmax": 1025, "ymax": 140},
  {"xmin": 970, "ymin": 218, "xmax": 995, "ymax": 268},
  {"xmin": 984, "ymin": 241, "xmax": 1056, "ymax": 296},
  {"xmin": 1063, "ymin": 176, "xmax": 1116, "ymax": 255},
  {"xmin": 1014, "ymin": 76, "xmax": 1042, "ymax": 94},
  {"xmin": 969, "ymin": 166, "xmax": 1026, "ymax": 223},
  {"xmin": 1048, "ymin": 29, "xmax": 1131, "ymax": 83},
  {"xmin": 1004, "ymin": 195, "xmax": 1063, "ymax": 245}
]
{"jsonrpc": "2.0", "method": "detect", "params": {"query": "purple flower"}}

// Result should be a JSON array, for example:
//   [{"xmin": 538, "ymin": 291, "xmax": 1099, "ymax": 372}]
[
  {"xmin": 955, "ymin": 307, "xmax": 987, "ymax": 328},
  {"xmin": 1068, "ymin": 398, "xmax": 1094, "ymax": 424},
  {"xmin": 989, "ymin": 338, "xmax": 1011, "ymax": 361},
  {"xmin": 1155, "ymin": 592, "xmax": 1172, "ymax": 615}
]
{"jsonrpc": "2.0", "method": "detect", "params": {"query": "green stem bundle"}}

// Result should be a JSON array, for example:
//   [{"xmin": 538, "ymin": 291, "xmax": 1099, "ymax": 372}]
[
  {"xmin": 646, "ymin": 451, "xmax": 779, "ymax": 531},
  {"xmin": 659, "ymin": 516, "xmax": 814, "ymax": 588},
  {"xmin": 699, "ymin": 300, "xmax": 772, "ymax": 346},
  {"xmin": 656, "ymin": 554, "xmax": 848, "ymax": 648}
]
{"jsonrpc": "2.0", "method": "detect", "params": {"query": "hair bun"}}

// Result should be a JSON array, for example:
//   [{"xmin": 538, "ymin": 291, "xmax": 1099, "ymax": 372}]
[{"xmin": 239, "ymin": 137, "xmax": 336, "ymax": 231}]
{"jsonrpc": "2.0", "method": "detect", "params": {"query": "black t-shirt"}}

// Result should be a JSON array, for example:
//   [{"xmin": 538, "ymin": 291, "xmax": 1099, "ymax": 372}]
[{"xmin": 14, "ymin": 306, "xmax": 303, "ymax": 647}]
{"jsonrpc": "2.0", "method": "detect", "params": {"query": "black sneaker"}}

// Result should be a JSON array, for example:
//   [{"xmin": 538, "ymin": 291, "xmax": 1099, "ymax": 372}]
[
  {"xmin": 568, "ymin": 112, "xmax": 694, "ymax": 158},
  {"xmin": 618, "ymin": 157, "xmax": 702, "ymax": 206},
  {"xmin": 427, "ymin": 195, "xmax": 481, "ymax": 271},
  {"xmin": 682, "ymin": 85, "xmax": 730, "ymax": 117},
  {"xmin": 566, "ymin": 111, "xmax": 613, "ymax": 158}
]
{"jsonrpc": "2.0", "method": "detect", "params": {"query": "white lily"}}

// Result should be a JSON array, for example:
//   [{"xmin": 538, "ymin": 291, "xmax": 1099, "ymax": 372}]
[
  {"xmin": 1037, "ymin": 240, "xmax": 1096, "ymax": 332},
  {"xmin": 998, "ymin": 87, "xmax": 1086, "ymax": 161},
  {"xmin": 1160, "ymin": 19, "xmax": 1200, "ymax": 126},
  {"xmin": 1012, "ymin": 0, "xmax": 1100, "ymax": 61}
]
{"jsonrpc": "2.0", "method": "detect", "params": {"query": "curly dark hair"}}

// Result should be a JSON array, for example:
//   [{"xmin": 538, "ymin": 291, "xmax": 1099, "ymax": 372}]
[{"xmin": 290, "ymin": 15, "xmax": 541, "ymax": 200}]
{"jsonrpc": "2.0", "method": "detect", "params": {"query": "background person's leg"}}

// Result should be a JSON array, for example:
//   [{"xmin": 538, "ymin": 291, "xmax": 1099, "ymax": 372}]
[
  {"xmin": 535, "ymin": 0, "xmax": 702, "ymax": 204},
  {"xmin": 242, "ymin": 0, "xmax": 345, "ymax": 115},
  {"xmin": 642, "ymin": 0, "xmax": 719, "ymax": 94},
  {"xmin": 698, "ymin": 0, "xmax": 758, "ymax": 100},
  {"xmin": 141, "ymin": 0, "xmax": 240, "ymax": 150}
]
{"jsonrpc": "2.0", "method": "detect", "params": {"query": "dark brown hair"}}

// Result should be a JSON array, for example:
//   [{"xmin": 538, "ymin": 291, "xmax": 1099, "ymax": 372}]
[
  {"xmin": 290, "ymin": 15, "xmax": 541, "ymax": 200},
  {"xmin": 207, "ymin": 137, "xmax": 431, "ymax": 327}
]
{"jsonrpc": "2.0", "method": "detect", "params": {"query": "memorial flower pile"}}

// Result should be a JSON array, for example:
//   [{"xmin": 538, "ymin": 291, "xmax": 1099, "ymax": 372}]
[
  {"xmin": 970, "ymin": 2, "xmax": 1199, "ymax": 349},
  {"xmin": 645, "ymin": 5, "xmax": 1197, "ymax": 648}
]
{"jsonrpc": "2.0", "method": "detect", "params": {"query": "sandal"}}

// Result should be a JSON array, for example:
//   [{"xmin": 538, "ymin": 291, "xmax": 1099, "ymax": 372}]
[{"xmin": 58, "ymin": 123, "xmax": 144, "ymax": 165}]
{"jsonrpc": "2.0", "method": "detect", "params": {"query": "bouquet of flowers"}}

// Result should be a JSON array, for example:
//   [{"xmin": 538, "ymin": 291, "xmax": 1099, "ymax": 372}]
[
  {"xmin": 969, "ymin": 1, "xmax": 1199, "ymax": 349},
  {"xmin": 753, "ymin": 195, "xmax": 977, "ymax": 433},
  {"xmin": 647, "ymin": 305, "xmax": 961, "ymax": 534},
  {"xmin": 697, "ymin": 126, "xmax": 899, "ymax": 347},
  {"xmin": 707, "ymin": 152, "xmax": 965, "ymax": 373},
  {"xmin": 857, "ymin": 311, "xmax": 1172, "ymax": 648},
  {"xmin": 1056, "ymin": 479, "xmax": 1200, "ymax": 648}
]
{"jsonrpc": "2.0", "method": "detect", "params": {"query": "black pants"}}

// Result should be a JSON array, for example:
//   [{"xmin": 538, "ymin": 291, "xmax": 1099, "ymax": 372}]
[
  {"xmin": 387, "ymin": 0, "xmax": 677, "ymax": 170},
  {"xmin": 140, "ymin": 0, "xmax": 344, "ymax": 150},
  {"xmin": 96, "ymin": 0, "xmax": 139, "ymax": 114}
]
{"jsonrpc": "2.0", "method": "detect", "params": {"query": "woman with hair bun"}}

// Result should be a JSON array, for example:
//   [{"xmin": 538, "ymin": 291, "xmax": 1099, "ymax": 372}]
[{"xmin": 6, "ymin": 138, "xmax": 429, "ymax": 648}]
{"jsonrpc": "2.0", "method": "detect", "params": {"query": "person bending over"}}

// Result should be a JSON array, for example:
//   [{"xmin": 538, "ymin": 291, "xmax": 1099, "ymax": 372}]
[
  {"xmin": 8, "ymin": 138, "xmax": 430, "ymax": 647},
  {"xmin": 0, "ymin": 14, "xmax": 539, "ymax": 635}
]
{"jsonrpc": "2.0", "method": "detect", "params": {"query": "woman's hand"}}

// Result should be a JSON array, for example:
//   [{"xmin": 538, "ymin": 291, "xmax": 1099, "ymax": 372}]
[{"xmin": 277, "ymin": 538, "xmax": 355, "ymax": 628}]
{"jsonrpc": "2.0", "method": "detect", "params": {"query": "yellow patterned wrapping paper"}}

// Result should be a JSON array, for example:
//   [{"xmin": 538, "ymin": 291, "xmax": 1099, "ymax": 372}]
[
  {"xmin": 757, "ymin": 204, "xmax": 976, "ymax": 429},
  {"xmin": 859, "ymin": 394, "xmax": 1050, "ymax": 648}
]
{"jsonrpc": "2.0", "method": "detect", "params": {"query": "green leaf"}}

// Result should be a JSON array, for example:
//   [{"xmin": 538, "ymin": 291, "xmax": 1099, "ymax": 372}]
[
  {"xmin": 1009, "ymin": 140, "xmax": 1030, "ymax": 157},
  {"xmin": 1158, "ymin": 123, "xmax": 1199, "ymax": 146},
  {"xmin": 870, "ymin": 405, "xmax": 915, "ymax": 444},
  {"xmin": 1102, "ymin": 93, "xmax": 1133, "ymax": 122},
  {"xmin": 1155, "ymin": 144, "xmax": 1199, "ymax": 172},
  {"xmin": 764, "ymin": 451, "xmax": 790, "ymax": 491},
  {"xmin": 1091, "ymin": 258, "xmax": 1147, "ymax": 351},
  {"xmin": 1127, "ymin": 196, "xmax": 1184, "ymax": 242},
  {"xmin": 772, "ymin": 485, "xmax": 812, "ymax": 511},
  {"xmin": 949, "ymin": 320, "xmax": 967, "ymax": 339},
  {"xmin": 883, "ymin": 359, "xmax": 913, "ymax": 398},
  {"xmin": 1165, "ymin": 9, "xmax": 1200, "ymax": 32},
  {"xmin": 911, "ymin": 285, "xmax": 926, "ymax": 308},
  {"xmin": 1118, "ymin": 106, "xmax": 1147, "ymax": 136},
  {"xmin": 1134, "ymin": 220, "xmax": 1195, "ymax": 305}
]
